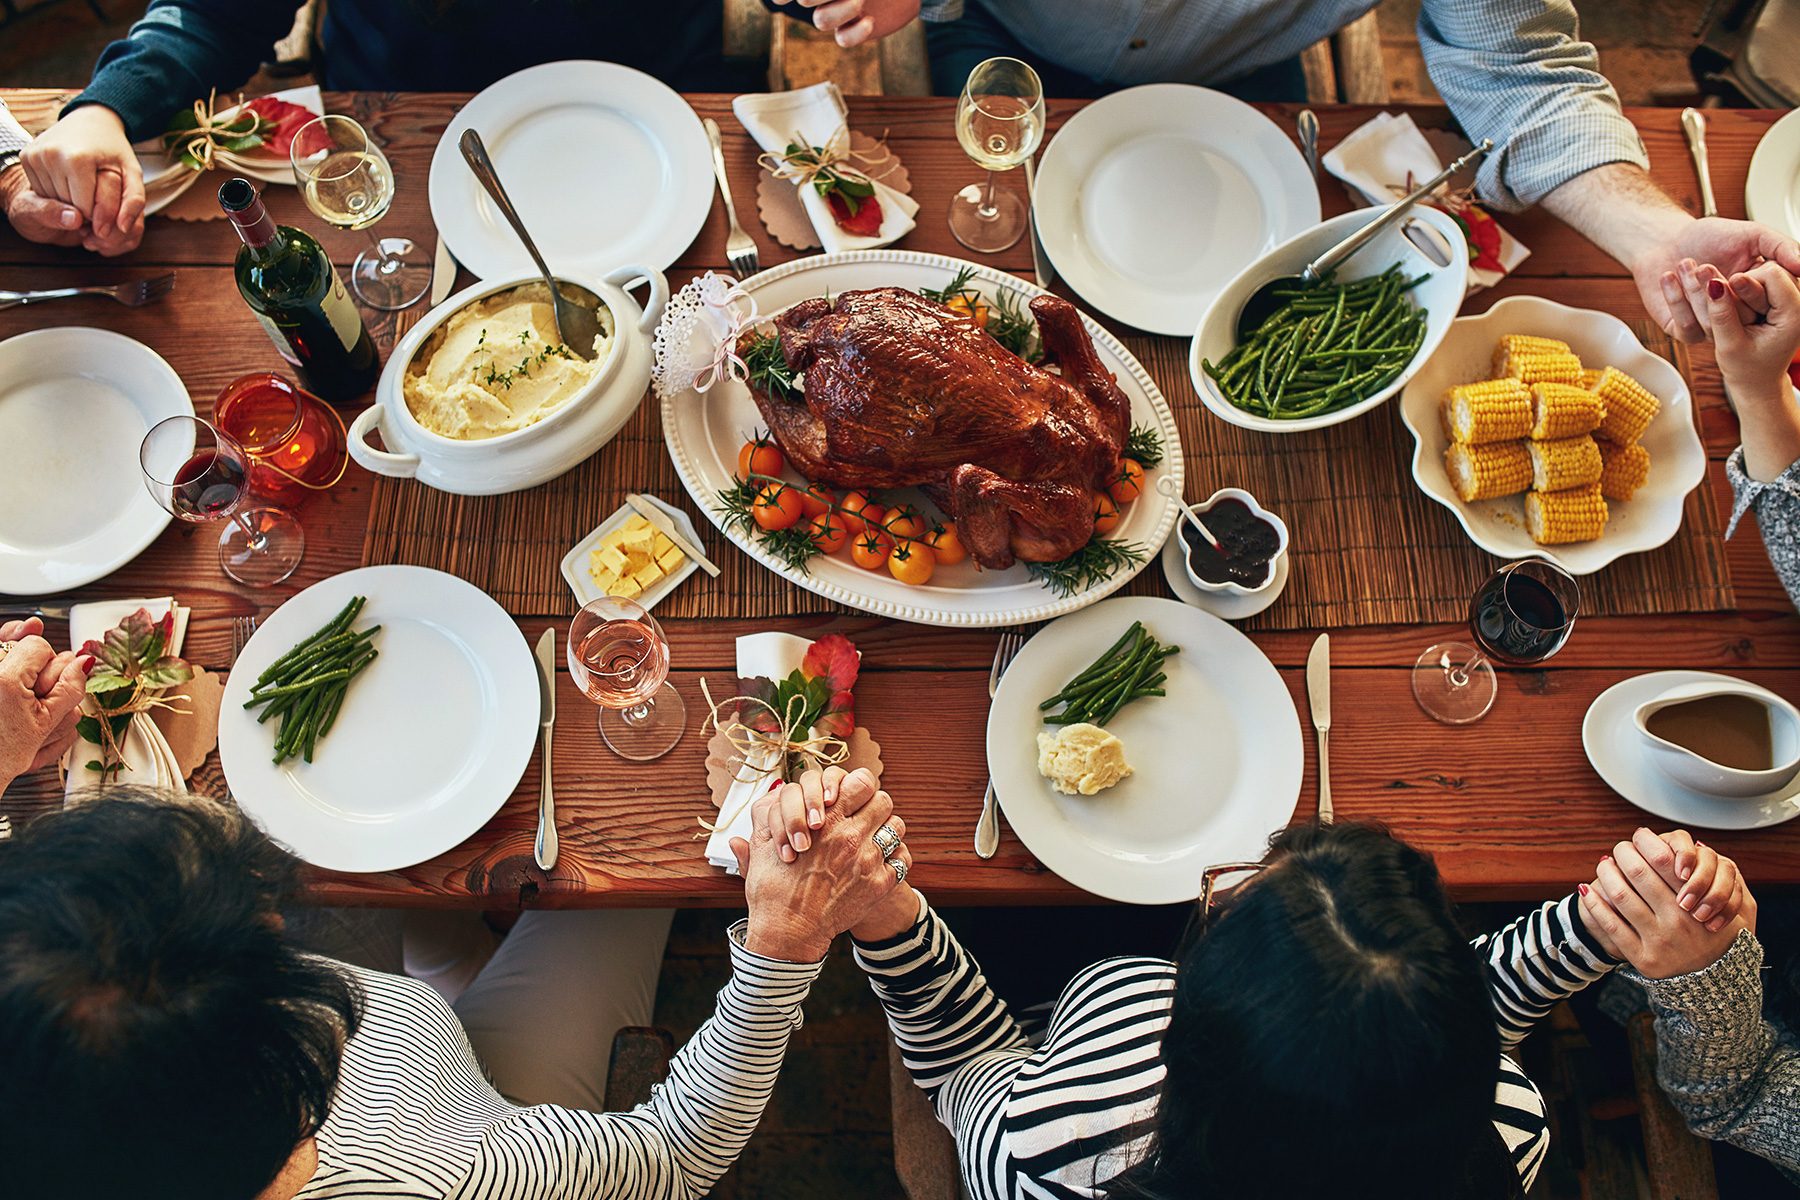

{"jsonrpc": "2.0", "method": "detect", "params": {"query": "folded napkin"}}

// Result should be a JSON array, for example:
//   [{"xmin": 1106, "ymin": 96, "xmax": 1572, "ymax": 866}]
[
  {"xmin": 63, "ymin": 597, "xmax": 190, "ymax": 800},
  {"xmin": 1322, "ymin": 111, "xmax": 1528, "ymax": 294},
  {"xmin": 733, "ymin": 82, "xmax": 917, "ymax": 254},
  {"xmin": 704, "ymin": 631, "xmax": 824, "ymax": 874}
]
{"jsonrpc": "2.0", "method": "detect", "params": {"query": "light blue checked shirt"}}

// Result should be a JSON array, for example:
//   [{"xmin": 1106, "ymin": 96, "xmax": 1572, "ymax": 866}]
[{"xmin": 919, "ymin": 0, "xmax": 1649, "ymax": 212}]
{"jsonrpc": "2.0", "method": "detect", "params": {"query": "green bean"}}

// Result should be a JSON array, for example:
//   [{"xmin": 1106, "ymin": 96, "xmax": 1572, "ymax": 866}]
[{"xmin": 254, "ymin": 597, "xmax": 364, "ymax": 685}]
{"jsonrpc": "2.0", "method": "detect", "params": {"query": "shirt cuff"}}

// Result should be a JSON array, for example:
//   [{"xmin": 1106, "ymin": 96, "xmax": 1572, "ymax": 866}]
[
  {"xmin": 1477, "ymin": 113, "xmax": 1647, "ymax": 213},
  {"xmin": 917, "ymin": 0, "xmax": 963, "ymax": 21},
  {"xmin": 0, "ymin": 99, "xmax": 30, "ymax": 158},
  {"xmin": 1629, "ymin": 929, "xmax": 1764, "ymax": 1029},
  {"xmin": 1726, "ymin": 444, "xmax": 1800, "ymax": 538},
  {"xmin": 727, "ymin": 918, "xmax": 827, "ymax": 983},
  {"xmin": 1566, "ymin": 893, "xmax": 1626, "ymax": 969},
  {"xmin": 65, "ymin": 78, "xmax": 162, "ymax": 145},
  {"xmin": 850, "ymin": 892, "xmax": 931, "ymax": 957}
]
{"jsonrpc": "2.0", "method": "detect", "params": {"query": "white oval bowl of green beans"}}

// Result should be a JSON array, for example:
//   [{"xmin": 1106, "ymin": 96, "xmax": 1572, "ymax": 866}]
[{"xmin": 1189, "ymin": 205, "xmax": 1469, "ymax": 433}]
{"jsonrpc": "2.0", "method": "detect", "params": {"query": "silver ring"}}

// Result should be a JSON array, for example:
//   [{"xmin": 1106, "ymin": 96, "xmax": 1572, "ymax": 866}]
[
  {"xmin": 890, "ymin": 858, "xmax": 908, "ymax": 883},
  {"xmin": 872, "ymin": 823, "xmax": 901, "ymax": 858}
]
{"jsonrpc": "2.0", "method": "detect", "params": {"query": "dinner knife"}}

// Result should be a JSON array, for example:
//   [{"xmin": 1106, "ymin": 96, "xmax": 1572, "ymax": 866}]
[
  {"xmin": 430, "ymin": 235, "xmax": 458, "ymax": 308},
  {"xmin": 1306, "ymin": 632, "xmax": 1332, "ymax": 824},
  {"xmin": 1681, "ymin": 108, "xmax": 1717, "ymax": 218},
  {"xmin": 626, "ymin": 494, "xmax": 722, "ymax": 578},
  {"xmin": 532, "ymin": 627, "xmax": 559, "ymax": 871},
  {"xmin": 1024, "ymin": 154, "xmax": 1055, "ymax": 290}
]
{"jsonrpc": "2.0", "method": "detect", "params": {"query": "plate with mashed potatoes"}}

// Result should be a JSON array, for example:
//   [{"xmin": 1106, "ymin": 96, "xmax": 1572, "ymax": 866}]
[{"xmin": 986, "ymin": 596, "xmax": 1302, "ymax": 904}]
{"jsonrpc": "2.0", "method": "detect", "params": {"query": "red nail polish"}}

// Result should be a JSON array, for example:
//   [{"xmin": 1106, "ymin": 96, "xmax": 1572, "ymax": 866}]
[
  {"xmin": 1707, "ymin": 279, "xmax": 1726, "ymax": 300},
  {"xmin": 1578, "ymin": 883, "xmax": 1590, "ymax": 896}
]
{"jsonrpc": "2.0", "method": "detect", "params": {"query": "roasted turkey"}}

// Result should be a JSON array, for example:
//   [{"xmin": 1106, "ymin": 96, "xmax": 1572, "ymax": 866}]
[{"xmin": 740, "ymin": 287, "xmax": 1131, "ymax": 569}]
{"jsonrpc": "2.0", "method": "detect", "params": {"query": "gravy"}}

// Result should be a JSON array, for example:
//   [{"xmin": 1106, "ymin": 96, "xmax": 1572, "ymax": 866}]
[{"xmin": 1645, "ymin": 694, "xmax": 1774, "ymax": 771}]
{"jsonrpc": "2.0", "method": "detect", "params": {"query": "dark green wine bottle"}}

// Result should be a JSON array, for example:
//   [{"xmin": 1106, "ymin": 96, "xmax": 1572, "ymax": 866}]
[{"xmin": 219, "ymin": 177, "xmax": 379, "ymax": 404}]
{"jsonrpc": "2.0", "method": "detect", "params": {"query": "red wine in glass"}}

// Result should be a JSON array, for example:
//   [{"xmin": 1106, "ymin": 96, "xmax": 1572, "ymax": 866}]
[
  {"xmin": 1469, "ymin": 569, "xmax": 1573, "ymax": 664},
  {"xmin": 140, "ymin": 415, "xmax": 304, "ymax": 588},
  {"xmin": 169, "ymin": 450, "xmax": 249, "ymax": 521},
  {"xmin": 1413, "ymin": 559, "xmax": 1580, "ymax": 724}
]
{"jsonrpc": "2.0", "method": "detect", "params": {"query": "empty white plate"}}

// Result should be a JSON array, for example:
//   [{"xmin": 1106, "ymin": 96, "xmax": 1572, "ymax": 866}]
[
  {"xmin": 1746, "ymin": 106, "xmax": 1800, "ymax": 240},
  {"xmin": 429, "ymin": 60, "xmax": 713, "ymax": 280},
  {"xmin": 219, "ymin": 565, "xmax": 540, "ymax": 873},
  {"xmin": 0, "ymin": 328, "xmax": 194, "ymax": 595},
  {"xmin": 1032, "ymin": 85, "xmax": 1319, "ymax": 336}
]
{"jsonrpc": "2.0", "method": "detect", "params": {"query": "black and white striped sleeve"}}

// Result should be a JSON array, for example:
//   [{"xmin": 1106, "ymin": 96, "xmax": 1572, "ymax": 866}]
[{"xmin": 1471, "ymin": 894, "xmax": 1619, "ymax": 1050}]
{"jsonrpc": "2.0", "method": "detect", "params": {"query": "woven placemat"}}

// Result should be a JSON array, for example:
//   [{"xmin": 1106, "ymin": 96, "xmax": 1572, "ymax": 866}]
[{"xmin": 362, "ymin": 319, "xmax": 1733, "ymax": 628}]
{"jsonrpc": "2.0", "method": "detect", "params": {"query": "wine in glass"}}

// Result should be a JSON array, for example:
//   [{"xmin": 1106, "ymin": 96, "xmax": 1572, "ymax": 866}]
[
  {"xmin": 950, "ymin": 57, "xmax": 1045, "ymax": 254},
  {"xmin": 290, "ymin": 114, "xmax": 429, "ymax": 310},
  {"xmin": 1412, "ymin": 559, "xmax": 1581, "ymax": 724},
  {"xmin": 566, "ymin": 597, "xmax": 687, "ymax": 762},
  {"xmin": 140, "ymin": 416, "xmax": 305, "ymax": 587}
]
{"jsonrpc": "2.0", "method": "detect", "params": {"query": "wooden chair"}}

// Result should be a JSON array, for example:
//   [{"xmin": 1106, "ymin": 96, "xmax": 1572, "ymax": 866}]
[
  {"xmin": 1624, "ymin": 1011, "xmax": 1719, "ymax": 1200},
  {"xmin": 1299, "ymin": 9, "xmax": 1387, "ymax": 104},
  {"xmin": 604, "ymin": 1026, "xmax": 677, "ymax": 1111},
  {"xmin": 888, "ymin": 1034, "xmax": 964, "ymax": 1200}
]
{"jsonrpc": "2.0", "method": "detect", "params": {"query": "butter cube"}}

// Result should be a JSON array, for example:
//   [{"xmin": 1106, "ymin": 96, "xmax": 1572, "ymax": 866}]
[
  {"xmin": 631, "ymin": 562, "xmax": 664, "ymax": 589},
  {"xmin": 652, "ymin": 532, "xmax": 675, "ymax": 556},
  {"xmin": 594, "ymin": 544, "xmax": 628, "ymax": 574},
  {"xmin": 622, "ymin": 514, "xmax": 651, "ymax": 532},
  {"xmin": 589, "ymin": 570, "xmax": 618, "ymax": 593},
  {"xmin": 656, "ymin": 546, "xmax": 685, "ymax": 572},
  {"xmin": 612, "ymin": 576, "xmax": 642, "ymax": 599}
]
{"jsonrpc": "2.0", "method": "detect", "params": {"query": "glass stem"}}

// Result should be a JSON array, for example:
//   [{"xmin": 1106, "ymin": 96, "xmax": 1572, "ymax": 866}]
[
  {"xmin": 232, "ymin": 509, "xmax": 268, "ymax": 552},
  {"xmin": 977, "ymin": 169, "xmax": 1000, "ymax": 220},
  {"xmin": 363, "ymin": 225, "xmax": 396, "ymax": 273},
  {"xmin": 621, "ymin": 697, "xmax": 654, "ymax": 727},
  {"xmin": 1448, "ymin": 650, "xmax": 1488, "ymax": 688}
]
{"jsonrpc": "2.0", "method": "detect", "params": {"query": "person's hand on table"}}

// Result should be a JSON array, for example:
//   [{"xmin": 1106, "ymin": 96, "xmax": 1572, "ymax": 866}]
[
  {"xmin": 0, "ymin": 620, "xmax": 89, "ymax": 790},
  {"xmin": 1692, "ymin": 259, "xmax": 1800, "ymax": 484},
  {"xmin": 1577, "ymin": 827, "xmax": 1754, "ymax": 978},
  {"xmin": 19, "ymin": 105, "xmax": 145, "ymax": 256},
  {"xmin": 1642, "ymin": 216, "xmax": 1800, "ymax": 344},
  {"xmin": 767, "ymin": 0, "xmax": 921, "ymax": 47},
  {"xmin": 1, "ymin": 162, "xmax": 86, "ymax": 248}
]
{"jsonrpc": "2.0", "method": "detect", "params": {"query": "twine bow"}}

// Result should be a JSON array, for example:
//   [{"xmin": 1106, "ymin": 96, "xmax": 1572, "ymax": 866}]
[
  {"xmin": 693, "ymin": 280, "xmax": 760, "ymax": 394},
  {"xmin": 162, "ymin": 90, "xmax": 265, "ymax": 174},
  {"xmin": 757, "ymin": 126, "xmax": 898, "ymax": 194},
  {"xmin": 696, "ymin": 677, "xmax": 849, "ymax": 837}
]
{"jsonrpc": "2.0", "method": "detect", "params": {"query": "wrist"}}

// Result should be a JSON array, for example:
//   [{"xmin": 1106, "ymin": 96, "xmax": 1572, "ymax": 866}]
[
  {"xmin": 744, "ymin": 916, "xmax": 831, "ymax": 964},
  {"xmin": 0, "ymin": 161, "xmax": 24, "ymax": 208},
  {"xmin": 851, "ymin": 886, "xmax": 923, "ymax": 943}
]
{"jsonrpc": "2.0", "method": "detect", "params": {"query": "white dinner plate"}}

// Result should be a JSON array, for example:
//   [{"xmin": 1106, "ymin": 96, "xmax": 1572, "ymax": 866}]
[
  {"xmin": 986, "ymin": 596, "xmax": 1303, "ymax": 904},
  {"xmin": 429, "ymin": 61, "xmax": 712, "ymax": 280},
  {"xmin": 219, "ymin": 565, "xmax": 540, "ymax": 873},
  {"xmin": 1746, "ymin": 105, "xmax": 1800, "ymax": 240},
  {"xmin": 660, "ymin": 250, "xmax": 1186, "ymax": 627},
  {"xmin": 1583, "ymin": 671, "xmax": 1800, "ymax": 832},
  {"xmin": 1032, "ymin": 85, "xmax": 1319, "ymax": 336},
  {"xmin": 0, "ymin": 328, "xmax": 193, "ymax": 595}
]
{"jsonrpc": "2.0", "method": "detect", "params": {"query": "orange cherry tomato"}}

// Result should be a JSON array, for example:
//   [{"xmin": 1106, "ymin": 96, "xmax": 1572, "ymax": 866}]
[
  {"xmin": 798, "ymin": 482, "xmax": 836, "ymax": 518},
  {"xmin": 808, "ymin": 511, "xmax": 850, "ymax": 555},
  {"xmin": 738, "ymin": 434, "xmax": 785, "ymax": 482},
  {"xmin": 885, "ymin": 510, "xmax": 927, "ymax": 541},
  {"xmin": 753, "ymin": 484, "xmax": 805, "ymax": 531},
  {"xmin": 850, "ymin": 527, "xmax": 893, "ymax": 571},
  {"xmin": 838, "ymin": 490, "xmax": 875, "ymax": 525},
  {"xmin": 887, "ymin": 539, "xmax": 936, "ymax": 585},
  {"xmin": 1091, "ymin": 492, "xmax": 1122, "ymax": 535},
  {"xmin": 925, "ymin": 521, "xmax": 968, "ymax": 566},
  {"xmin": 1108, "ymin": 458, "xmax": 1145, "ymax": 506}
]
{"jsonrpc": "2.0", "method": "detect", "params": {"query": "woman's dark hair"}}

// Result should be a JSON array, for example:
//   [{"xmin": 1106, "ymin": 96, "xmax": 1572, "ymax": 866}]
[
  {"xmin": 1105, "ymin": 822, "xmax": 1522, "ymax": 1200},
  {"xmin": 0, "ymin": 789, "xmax": 360, "ymax": 1200}
]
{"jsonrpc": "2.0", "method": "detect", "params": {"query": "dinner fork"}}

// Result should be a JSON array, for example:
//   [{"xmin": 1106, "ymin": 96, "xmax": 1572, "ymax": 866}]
[
  {"xmin": 704, "ymin": 117, "xmax": 760, "ymax": 279},
  {"xmin": 0, "ymin": 273, "xmax": 176, "ymax": 310},
  {"xmin": 975, "ymin": 630, "xmax": 1026, "ymax": 859},
  {"xmin": 230, "ymin": 615, "xmax": 259, "ymax": 667}
]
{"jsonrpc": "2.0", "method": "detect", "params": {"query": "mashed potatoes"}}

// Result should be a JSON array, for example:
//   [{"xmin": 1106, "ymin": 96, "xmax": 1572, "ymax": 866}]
[
  {"xmin": 1036, "ymin": 723, "xmax": 1133, "ymax": 796},
  {"xmin": 404, "ymin": 282, "xmax": 612, "ymax": 440}
]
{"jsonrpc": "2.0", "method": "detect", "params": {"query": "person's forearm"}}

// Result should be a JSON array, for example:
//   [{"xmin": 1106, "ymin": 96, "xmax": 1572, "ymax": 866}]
[
  {"xmin": 1474, "ymin": 894, "xmax": 1619, "ymax": 1050},
  {"xmin": 1733, "ymin": 381, "xmax": 1800, "ymax": 483},
  {"xmin": 1539, "ymin": 163, "xmax": 1693, "ymax": 277}
]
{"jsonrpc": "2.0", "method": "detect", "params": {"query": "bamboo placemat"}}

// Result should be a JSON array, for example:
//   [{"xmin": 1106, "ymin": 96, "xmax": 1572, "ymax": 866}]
[{"xmin": 362, "ymin": 318, "xmax": 1733, "ymax": 628}]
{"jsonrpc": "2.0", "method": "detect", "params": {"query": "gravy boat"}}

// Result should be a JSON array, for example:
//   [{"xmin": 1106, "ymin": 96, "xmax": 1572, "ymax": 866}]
[{"xmin": 1632, "ymin": 678, "xmax": 1800, "ymax": 798}]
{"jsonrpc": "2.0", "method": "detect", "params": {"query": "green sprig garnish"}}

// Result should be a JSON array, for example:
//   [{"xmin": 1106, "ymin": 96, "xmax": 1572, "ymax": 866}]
[
  {"xmin": 1027, "ymin": 536, "xmax": 1147, "ymax": 598},
  {"xmin": 1125, "ymin": 424, "xmax": 1164, "ymax": 467},
  {"xmin": 742, "ymin": 332, "xmax": 800, "ymax": 402},
  {"xmin": 713, "ymin": 477, "xmax": 822, "ymax": 573}
]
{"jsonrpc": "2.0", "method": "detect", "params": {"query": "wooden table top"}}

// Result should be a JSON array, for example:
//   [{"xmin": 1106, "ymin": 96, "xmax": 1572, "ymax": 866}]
[{"xmin": 3, "ymin": 93, "xmax": 1798, "ymax": 907}]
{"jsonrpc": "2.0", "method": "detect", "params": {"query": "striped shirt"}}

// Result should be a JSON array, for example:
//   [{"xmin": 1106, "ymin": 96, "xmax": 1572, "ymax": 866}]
[
  {"xmin": 918, "ymin": 0, "xmax": 1647, "ymax": 210},
  {"xmin": 856, "ymin": 894, "xmax": 1616, "ymax": 1198},
  {"xmin": 299, "ymin": 922, "xmax": 819, "ymax": 1200}
]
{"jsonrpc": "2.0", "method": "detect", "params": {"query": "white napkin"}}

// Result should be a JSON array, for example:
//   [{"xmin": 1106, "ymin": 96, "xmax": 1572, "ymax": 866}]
[
  {"xmin": 733, "ymin": 82, "xmax": 918, "ymax": 253},
  {"xmin": 63, "ymin": 598, "xmax": 190, "ymax": 799},
  {"xmin": 1322, "ymin": 111, "xmax": 1529, "ymax": 294},
  {"xmin": 704, "ymin": 631, "xmax": 827, "ymax": 874}
]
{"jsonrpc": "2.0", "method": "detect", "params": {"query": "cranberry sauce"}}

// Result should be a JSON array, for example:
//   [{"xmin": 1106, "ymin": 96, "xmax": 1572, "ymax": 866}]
[{"xmin": 1182, "ymin": 498, "xmax": 1280, "ymax": 587}]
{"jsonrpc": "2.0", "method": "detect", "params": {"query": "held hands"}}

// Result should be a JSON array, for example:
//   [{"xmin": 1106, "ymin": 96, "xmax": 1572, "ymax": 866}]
[
  {"xmin": 767, "ymin": 0, "xmax": 922, "ymax": 48},
  {"xmin": 0, "ymin": 620, "xmax": 90, "ymax": 790},
  {"xmin": 1578, "ymin": 827, "xmax": 1755, "ymax": 980},
  {"xmin": 1640, "ymin": 216, "xmax": 1800, "ymax": 345},
  {"xmin": 15, "ymin": 105, "xmax": 145, "ymax": 256},
  {"xmin": 1688, "ymin": 259, "xmax": 1800, "ymax": 484}
]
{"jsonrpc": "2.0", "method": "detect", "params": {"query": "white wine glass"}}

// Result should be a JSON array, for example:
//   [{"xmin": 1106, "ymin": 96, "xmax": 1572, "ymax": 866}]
[
  {"xmin": 950, "ymin": 57, "xmax": 1046, "ymax": 254},
  {"xmin": 290, "ymin": 114, "xmax": 429, "ymax": 310}
]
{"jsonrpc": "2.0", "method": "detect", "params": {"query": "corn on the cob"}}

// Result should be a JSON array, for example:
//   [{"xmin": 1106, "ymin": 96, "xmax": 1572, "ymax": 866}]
[
  {"xmin": 1528, "ymin": 435, "xmax": 1603, "ymax": 491},
  {"xmin": 1592, "ymin": 367, "xmax": 1660, "ymax": 443},
  {"xmin": 1491, "ymin": 335, "xmax": 1572, "ymax": 376},
  {"xmin": 1597, "ymin": 438, "xmax": 1651, "ymax": 501},
  {"xmin": 1445, "ymin": 442, "xmax": 1533, "ymax": 501},
  {"xmin": 1444, "ymin": 379, "xmax": 1532, "ymax": 444},
  {"xmin": 1500, "ymin": 349, "xmax": 1585, "ymax": 386},
  {"xmin": 1529, "ymin": 382, "xmax": 1605, "ymax": 439},
  {"xmin": 1581, "ymin": 367, "xmax": 1604, "ymax": 389},
  {"xmin": 1526, "ymin": 484, "xmax": 1608, "ymax": 545}
]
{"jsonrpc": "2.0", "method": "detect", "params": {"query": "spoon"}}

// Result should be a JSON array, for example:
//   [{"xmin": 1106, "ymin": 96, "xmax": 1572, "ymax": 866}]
[
  {"xmin": 1234, "ymin": 138, "xmax": 1492, "ymax": 341},
  {"xmin": 1297, "ymin": 109, "xmax": 1320, "ymax": 180},
  {"xmin": 458, "ymin": 128, "xmax": 603, "ymax": 360},
  {"xmin": 1178, "ymin": 505, "xmax": 1224, "ymax": 552}
]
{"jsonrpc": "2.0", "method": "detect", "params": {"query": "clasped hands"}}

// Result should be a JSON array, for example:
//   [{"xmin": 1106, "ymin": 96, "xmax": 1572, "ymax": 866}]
[{"xmin": 1580, "ymin": 826, "xmax": 1756, "ymax": 980}]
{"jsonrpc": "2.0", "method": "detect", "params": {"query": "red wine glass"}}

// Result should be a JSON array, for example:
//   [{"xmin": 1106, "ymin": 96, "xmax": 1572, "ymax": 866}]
[
  {"xmin": 140, "ymin": 416, "xmax": 305, "ymax": 587},
  {"xmin": 566, "ymin": 596, "xmax": 687, "ymax": 761},
  {"xmin": 1412, "ymin": 559, "xmax": 1581, "ymax": 724}
]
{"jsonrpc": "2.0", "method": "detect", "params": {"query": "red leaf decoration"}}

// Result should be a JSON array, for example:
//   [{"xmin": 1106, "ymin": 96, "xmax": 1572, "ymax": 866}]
[
  {"xmin": 827, "ymin": 190, "xmax": 884, "ymax": 237},
  {"xmin": 802, "ymin": 635, "xmax": 860, "ymax": 695},
  {"xmin": 243, "ymin": 96, "xmax": 327, "ymax": 158}
]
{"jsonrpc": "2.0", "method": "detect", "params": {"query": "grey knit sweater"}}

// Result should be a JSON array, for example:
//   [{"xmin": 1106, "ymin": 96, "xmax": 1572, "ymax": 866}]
[
  {"xmin": 1727, "ymin": 447, "xmax": 1800, "ymax": 610},
  {"xmin": 1631, "ymin": 931, "xmax": 1800, "ymax": 1184}
]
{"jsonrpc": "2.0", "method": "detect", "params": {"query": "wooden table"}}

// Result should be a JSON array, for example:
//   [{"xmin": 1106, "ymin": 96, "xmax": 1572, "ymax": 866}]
[{"xmin": 4, "ymin": 94, "xmax": 1798, "ymax": 907}]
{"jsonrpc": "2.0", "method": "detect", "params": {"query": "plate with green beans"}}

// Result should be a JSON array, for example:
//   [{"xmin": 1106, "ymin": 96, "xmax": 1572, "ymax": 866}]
[
  {"xmin": 218, "ymin": 565, "xmax": 539, "ymax": 873},
  {"xmin": 1189, "ymin": 205, "xmax": 1469, "ymax": 434},
  {"xmin": 985, "ymin": 596, "xmax": 1303, "ymax": 905}
]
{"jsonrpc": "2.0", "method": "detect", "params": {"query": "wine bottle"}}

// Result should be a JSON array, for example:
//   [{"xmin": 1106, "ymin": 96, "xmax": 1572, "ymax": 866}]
[{"xmin": 219, "ymin": 177, "xmax": 380, "ymax": 404}]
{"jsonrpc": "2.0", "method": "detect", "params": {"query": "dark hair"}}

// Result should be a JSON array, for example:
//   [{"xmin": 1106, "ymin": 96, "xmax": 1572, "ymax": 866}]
[
  {"xmin": 0, "ymin": 789, "xmax": 360, "ymax": 1200},
  {"xmin": 1105, "ymin": 822, "xmax": 1520, "ymax": 1200}
]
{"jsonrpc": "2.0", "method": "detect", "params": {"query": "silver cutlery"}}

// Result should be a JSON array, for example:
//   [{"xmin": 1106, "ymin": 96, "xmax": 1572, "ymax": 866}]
[
  {"xmin": 1306, "ymin": 632, "xmax": 1332, "ymax": 824},
  {"xmin": 1024, "ymin": 154, "xmax": 1054, "ymax": 290},
  {"xmin": 230, "ymin": 615, "xmax": 259, "ymax": 667},
  {"xmin": 0, "ymin": 273, "xmax": 175, "ymax": 311},
  {"xmin": 0, "ymin": 600, "xmax": 74, "ymax": 622},
  {"xmin": 625, "ymin": 493, "xmax": 721, "ymax": 578},
  {"xmin": 532, "ymin": 626, "xmax": 559, "ymax": 871},
  {"xmin": 976, "ymin": 630, "xmax": 1027, "ymax": 858},
  {"xmin": 1681, "ymin": 107, "xmax": 1717, "ymax": 218},
  {"xmin": 1297, "ymin": 109, "xmax": 1320, "ymax": 181},
  {"xmin": 429, "ymin": 234, "xmax": 458, "ymax": 308},
  {"xmin": 704, "ymin": 117, "xmax": 760, "ymax": 279},
  {"xmin": 457, "ymin": 129, "xmax": 604, "ymax": 360}
]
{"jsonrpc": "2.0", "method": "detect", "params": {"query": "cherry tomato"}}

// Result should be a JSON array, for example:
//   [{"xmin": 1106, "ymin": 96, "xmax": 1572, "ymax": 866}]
[
  {"xmin": 838, "ymin": 490, "xmax": 876, "ymax": 528},
  {"xmin": 887, "ymin": 539, "xmax": 936, "ymax": 585},
  {"xmin": 850, "ymin": 528, "xmax": 893, "ymax": 571},
  {"xmin": 753, "ymin": 484, "xmax": 805, "ymax": 531},
  {"xmin": 1108, "ymin": 458, "xmax": 1145, "ymax": 506},
  {"xmin": 885, "ymin": 503, "xmax": 927, "ymax": 541},
  {"xmin": 926, "ymin": 521, "xmax": 968, "ymax": 566},
  {"xmin": 1092, "ymin": 492, "xmax": 1122, "ymax": 535},
  {"xmin": 808, "ymin": 511, "xmax": 850, "ymax": 555},
  {"xmin": 738, "ymin": 434, "xmax": 785, "ymax": 482},
  {"xmin": 798, "ymin": 482, "xmax": 836, "ymax": 518}
]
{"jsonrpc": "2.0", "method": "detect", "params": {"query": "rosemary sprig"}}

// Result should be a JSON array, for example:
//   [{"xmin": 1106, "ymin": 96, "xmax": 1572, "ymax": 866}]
[
  {"xmin": 712, "ymin": 477, "xmax": 822, "ymax": 573},
  {"xmin": 919, "ymin": 268, "xmax": 1041, "ymax": 362},
  {"xmin": 742, "ymin": 332, "xmax": 800, "ymax": 402},
  {"xmin": 1125, "ymin": 424, "xmax": 1165, "ymax": 467},
  {"xmin": 1026, "ymin": 536, "xmax": 1147, "ymax": 598}
]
